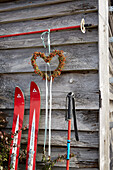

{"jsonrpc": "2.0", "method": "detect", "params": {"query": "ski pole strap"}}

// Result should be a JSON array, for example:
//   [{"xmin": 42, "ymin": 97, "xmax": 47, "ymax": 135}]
[
  {"xmin": 44, "ymin": 64, "xmax": 48, "ymax": 153},
  {"xmin": 72, "ymin": 95, "xmax": 79, "ymax": 141},
  {"xmin": 48, "ymin": 63, "xmax": 52, "ymax": 157},
  {"xmin": 66, "ymin": 92, "xmax": 79, "ymax": 141}
]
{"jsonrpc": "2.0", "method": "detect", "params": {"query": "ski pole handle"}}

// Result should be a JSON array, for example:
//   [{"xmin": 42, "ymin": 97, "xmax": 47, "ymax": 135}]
[{"xmin": 67, "ymin": 92, "xmax": 72, "ymax": 120}]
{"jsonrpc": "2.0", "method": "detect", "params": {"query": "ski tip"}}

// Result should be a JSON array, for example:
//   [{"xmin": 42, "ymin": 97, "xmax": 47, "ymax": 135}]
[
  {"xmin": 15, "ymin": 86, "xmax": 25, "ymax": 101},
  {"xmin": 30, "ymin": 81, "xmax": 40, "ymax": 93}
]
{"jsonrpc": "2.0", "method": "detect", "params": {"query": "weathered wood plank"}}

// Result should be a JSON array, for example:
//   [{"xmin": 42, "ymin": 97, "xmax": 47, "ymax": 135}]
[
  {"xmin": 0, "ymin": 12, "xmax": 98, "ymax": 36},
  {"xmin": 109, "ymin": 14, "xmax": 113, "ymax": 36},
  {"xmin": 109, "ymin": 20, "xmax": 113, "ymax": 66},
  {"xmin": 18, "ymin": 145, "xmax": 98, "ymax": 168},
  {"xmin": 110, "ymin": 134, "xmax": 113, "ymax": 169},
  {"xmin": 1, "ymin": 128, "xmax": 99, "ymax": 167},
  {"xmin": 0, "ymin": 0, "xmax": 98, "ymax": 23},
  {"xmin": 19, "ymin": 166, "xmax": 98, "ymax": 170},
  {"xmin": 18, "ymin": 165, "xmax": 98, "ymax": 170},
  {"xmin": 0, "ymin": 28, "xmax": 98, "ymax": 49},
  {"xmin": 20, "ymin": 130, "xmax": 99, "ymax": 148},
  {"xmin": 110, "ymin": 128, "xmax": 113, "ymax": 170},
  {"xmin": 1, "ymin": 126, "xmax": 98, "ymax": 148},
  {"xmin": 109, "ymin": 40, "xmax": 113, "ymax": 59},
  {"xmin": 0, "ymin": 127, "xmax": 99, "ymax": 167},
  {"xmin": 109, "ymin": 22, "xmax": 113, "ymax": 60},
  {"xmin": 18, "ymin": 147, "xmax": 98, "ymax": 168},
  {"xmin": 30, "ymin": 146, "xmax": 98, "ymax": 168},
  {"xmin": 0, "ymin": 0, "xmax": 84, "ymax": 12},
  {"xmin": 99, "ymin": 0, "xmax": 109, "ymax": 169},
  {"xmin": 109, "ymin": 93, "xmax": 113, "ymax": 102},
  {"xmin": 0, "ymin": 0, "xmax": 15, "ymax": 2},
  {"xmin": 109, "ymin": 43, "xmax": 113, "ymax": 57},
  {"xmin": 1, "ymin": 109, "xmax": 99, "ymax": 131},
  {"xmin": 0, "ymin": 43, "xmax": 98, "ymax": 73},
  {"xmin": 109, "ymin": 84, "xmax": 113, "ymax": 101},
  {"xmin": 0, "ymin": 72, "xmax": 99, "ymax": 109},
  {"xmin": 109, "ymin": 101, "xmax": 113, "ymax": 123},
  {"xmin": 1, "ymin": 128, "xmax": 99, "ymax": 148},
  {"xmin": 0, "ymin": 1, "xmax": 99, "ymax": 169},
  {"xmin": 109, "ymin": 50, "xmax": 113, "ymax": 75}
]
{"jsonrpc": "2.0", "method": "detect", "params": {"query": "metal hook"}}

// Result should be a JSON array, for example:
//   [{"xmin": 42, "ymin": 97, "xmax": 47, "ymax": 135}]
[
  {"xmin": 81, "ymin": 18, "xmax": 86, "ymax": 33},
  {"xmin": 48, "ymin": 29, "xmax": 50, "ymax": 54}
]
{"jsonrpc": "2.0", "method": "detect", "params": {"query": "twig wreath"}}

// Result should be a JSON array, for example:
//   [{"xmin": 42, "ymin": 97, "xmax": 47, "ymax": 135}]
[{"xmin": 31, "ymin": 50, "xmax": 67, "ymax": 81}]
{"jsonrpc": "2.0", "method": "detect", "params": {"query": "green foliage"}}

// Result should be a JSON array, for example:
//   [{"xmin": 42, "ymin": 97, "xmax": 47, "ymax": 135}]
[
  {"xmin": 0, "ymin": 124, "xmax": 28, "ymax": 169},
  {"xmin": 0, "ymin": 126, "xmax": 75, "ymax": 170},
  {"xmin": 0, "ymin": 131, "xmax": 11, "ymax": 168},
  {"xmin": 41, "ymin": 150, "xmax": 75, "ymax": 170}
]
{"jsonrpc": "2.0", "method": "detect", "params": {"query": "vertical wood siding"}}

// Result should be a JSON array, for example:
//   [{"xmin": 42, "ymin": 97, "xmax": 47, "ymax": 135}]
[
  {"xmin": 109, "ymin": 0, "xmax": 113, "ymax": 169},
  {"xmin": 0, "ymin": 0, "xmax": 99, "ymax": 169}
]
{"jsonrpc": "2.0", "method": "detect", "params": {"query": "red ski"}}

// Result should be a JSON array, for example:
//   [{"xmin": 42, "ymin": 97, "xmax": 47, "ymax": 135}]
[
  {"xmin": 8, "ymin": 87, "xmax": 25, "ymax": 170},
  {"xmin": 26, "ymin": 81, "xmax": 41, "ymax": 170}
]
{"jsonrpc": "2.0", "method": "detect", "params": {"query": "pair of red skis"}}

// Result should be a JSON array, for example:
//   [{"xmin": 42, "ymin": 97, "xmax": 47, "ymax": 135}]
[{"xmin": 8, "ymin": 81, "xmax": 41, "ymax": 170}]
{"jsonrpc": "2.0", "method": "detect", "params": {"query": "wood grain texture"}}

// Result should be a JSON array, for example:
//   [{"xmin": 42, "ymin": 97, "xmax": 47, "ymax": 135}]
[
  {"xmin": 1, "ymin": 126, "xmax": 99, "ymax": 148},
  {"xmin": 22, "ymin": 131, "xmax": 98, "ymax": 148},
  {"xmin": 109, "ymin": 40, "xmax": 113, "ymax": 57},
  {"xmin": 109, "ymin": 8, "xmax": 113, "ymax": 166},
  {"xmin": 0, "ymin": 0, "xmax": 99, "ymax": 169},
  {"xmin": 99, "ymin": 0, "xmax": 109, "ymax": 169},
  {"xmin": 0, "ymin": 0, "xmax": 98, "ymax": 13},
  {"xmin": 0, "ymin": 43, "xmax": 98, "ymax": 73},
  {"xmin": 0, "ymin": 0, "xmax": 98, "ymax": 23},
  {"xmin": 110, "ymin": 84, "xmax": 113, "ymax": 101},
  {"xmin": 18, "ymin": 129, "xmax": 99, "ymax": 148},
  {"xmin": 0, "ymin": 0, "xmax": 83, "ymax": 12},
  {"xmin": 1, "ymin": 109, "xmax": 99, "ymax": 131},
  {"xmin": 0, "ymin": 137, "xmax": 98, "ymax": 168},
  {"xmin": 27, "ymin": 146, "xmax": 98, "ymax": 168},
  {"xmin": 2, "ymin": 129, "xmax": 99, "ymax": 168},
  {"xmin": 19, "ymin": 166, "xmax": 99, "ymax": 170},
  {"xmin": 109, "ymin": 15, "xmax": 113, "ymax": 77},
  {"xmin": 109, "ymin": 13, "xmax": 113, "ymax": 169},
  {"xmin": 110, "ymin": 128, "xmax": 113, "ymax": 170},
  {"xmin": 0, "ymin": 72, "xmax": 99, "ymax": 109},
  {"xmin": 0, "ymin": 12, "xmax": 98, "ymax": 36},
  {"xmin": 18, "ymin": 165, "xmax": 99, "ymax": 170},
  {"xmin": 0, "ymin": 28, "xmax": 98, "ymax": 49},
  {"xmin": 109, "ymin": 101, "xmax": 113, "ymax": 123},
  {"xmin": 109, "ymin": 14, "xmax": 113, "ymax": 36},
  {"xmin": 109, "ymin": 51, "xmax": 113, "ymax": 75}
]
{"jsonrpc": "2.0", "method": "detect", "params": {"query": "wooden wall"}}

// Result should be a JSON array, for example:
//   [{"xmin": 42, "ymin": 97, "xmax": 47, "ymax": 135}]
[
  {"xmin": 0, "ymin": 0, "xmax": 99, "ymax": 169},
  {"xmin": 109, "ymin": 0, "xmax": 113, "ymax": 169}
]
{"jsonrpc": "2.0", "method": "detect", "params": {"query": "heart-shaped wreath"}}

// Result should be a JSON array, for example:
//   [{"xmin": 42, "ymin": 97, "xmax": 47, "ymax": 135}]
[{"xmin": 31, "ymin": 50, "xmax": 66, "ymax": 81}]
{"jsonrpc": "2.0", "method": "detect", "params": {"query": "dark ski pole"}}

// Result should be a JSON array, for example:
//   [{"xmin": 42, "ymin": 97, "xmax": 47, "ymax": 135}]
[{"xmin": 65, "ymin": 92, "xmax": 79, "ymax": 170}]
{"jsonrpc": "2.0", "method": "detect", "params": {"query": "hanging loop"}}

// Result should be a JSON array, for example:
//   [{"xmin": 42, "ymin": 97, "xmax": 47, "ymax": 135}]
[
  {"xmin": 42, "ymin": 30, "xmax": 52, "ymax": 157},
  {"xmin": 41, "ymin": 31, "xmax": 48, "ymax": 48},
  {"xmin": 41, "ymin": 30, "xmax": 51, "ymax": 54}
]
